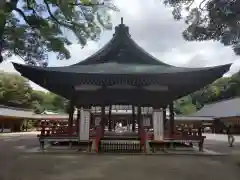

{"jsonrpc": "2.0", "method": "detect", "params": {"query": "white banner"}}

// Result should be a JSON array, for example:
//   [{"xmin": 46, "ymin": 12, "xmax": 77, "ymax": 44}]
[
  {"xmin": 153, "ymin": 109, "xmax": 164, "ymax": 140},
  {"xmin": 79, "ymin": 109, "xmax": 90, "ymax": 141}
]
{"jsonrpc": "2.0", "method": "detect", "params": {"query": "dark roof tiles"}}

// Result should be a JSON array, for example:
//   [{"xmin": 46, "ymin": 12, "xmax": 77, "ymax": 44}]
[{"xmin": 191, "ymin": 98, "xmax": 240, "ymax": 118}]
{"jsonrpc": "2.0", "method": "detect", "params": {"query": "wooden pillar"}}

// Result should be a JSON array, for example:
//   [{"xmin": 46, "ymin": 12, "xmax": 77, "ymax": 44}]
[
  {"xmin": 169, "ymin": 102, "xmax": 174, "ymax": 137},
  {"xmin": 100, "ymin": 106, "xmax": 105, "ymax": 131},
  {"xmin": 26, "ymin": 120, "xmax": 29, "ymax": 132},
  {"xmin": 163, "ymin": 107, "xmax": 166, "ymax": 130},
  {"xmin": 198, "ymin": 125, "xmax": 203, "ymax": 151},
  {"xmin": 198, "ymin": 126, "xmax": 202, "ymax": 136},
  {"xmin": 212, "ymin": 121, "xmax": 215, "ymax": 134},
  {"xmin": 108, "ymin": 105, "xmax": 112, "ymax": 131},
  {"xmin": 10, "ymin": 121, "xmax": 14, "ymax": 132},
  {"xmin": 76, "ymin": 108, "xmax": 80, "ymax": 136},
  {"xmin": 132, "ymin": 105, "xmax": 136, "ymax": 132},
  {"xmin": 137, "ymin": 105, "xmax": 141, "ymax": 131},
  {"xmin": 1, "ymin": 121, "xmax": 4, "ymax": 133},
  {"xmin": 68, "ymin": 100, "xmax": 74, "ymax": 136}
]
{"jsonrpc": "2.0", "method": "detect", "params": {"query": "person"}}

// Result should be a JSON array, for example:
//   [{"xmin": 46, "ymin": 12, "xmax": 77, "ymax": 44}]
[{"xmin": 226, "ymin": 124, "xmax": 235, "ymax": 147}]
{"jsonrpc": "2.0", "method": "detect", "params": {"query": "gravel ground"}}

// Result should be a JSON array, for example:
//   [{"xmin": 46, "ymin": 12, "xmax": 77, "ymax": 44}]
[
  {"xmin": 1, "ymin": 154, "xmax": 240, "ymax": 180},
  {"xmin": 203, "ymin": 133, "xmax": 240, "ymax": 155},
  {"xmin": 204, "ymin": 139, "xmax": 240, "ymax": 154},
  {"xmin": 0, "ymin": 133, "xmax": 240, "ymax": 180}
]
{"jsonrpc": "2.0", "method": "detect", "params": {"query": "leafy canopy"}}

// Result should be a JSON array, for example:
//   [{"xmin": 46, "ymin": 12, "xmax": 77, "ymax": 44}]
[
  {"xmin": 0, "ymin": 71, "xmax": 69, "ymax": 113},
  {"xmin": 0, "ymin": 71, "xmax": 32, "ymax": 108},
  {"xmin": 164, "ymin": 0, "xmax": 240, "ymax": 55},
  {"xmin": 0, "ymin": 0, "xmax": 118, "ymax": 66},
  {"xmin": 174, "ymin": 69, "xmax": 240, "ymax": 114},
  {"xmin": 31, "ymin": 90, "xmax": 69, "ymax": 113}
]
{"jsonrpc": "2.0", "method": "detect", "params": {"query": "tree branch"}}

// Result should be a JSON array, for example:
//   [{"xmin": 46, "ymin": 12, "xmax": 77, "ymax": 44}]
[
  {"xmin": 14, "ymin": 7, "xmax": 31, "ymax": 26},
  {"xmin": 43, "ymin": 0, "xmax": 72, "ymax": 29},
  {"xmin": 186, "ymin": 0, "xmax": 194, "ymax": 10},
  {"xmin": 199, "ymin": 0, "xmax": 209, "ymax": 11},
  {"xmin": 69, "ymin": 2, "xmax": 104, "ymax": 7},
  {"xmin": 13, "ymin": 49, "xmax": 25, "ymax": 61}
]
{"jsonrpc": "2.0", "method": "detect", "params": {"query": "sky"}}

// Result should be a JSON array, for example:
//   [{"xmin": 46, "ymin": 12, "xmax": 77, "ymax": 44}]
[{"xmin": 0, "ymin": 0, "xmax": 239, "ymax": 92}]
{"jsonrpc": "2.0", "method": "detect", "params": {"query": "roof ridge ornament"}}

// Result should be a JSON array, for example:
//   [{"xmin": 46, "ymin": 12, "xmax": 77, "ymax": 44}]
[{"xmin": 113, "ymin": 17, "xmax": 130, "ymax": 36}]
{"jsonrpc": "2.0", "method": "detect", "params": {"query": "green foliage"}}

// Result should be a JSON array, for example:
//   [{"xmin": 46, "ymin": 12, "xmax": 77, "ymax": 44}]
[
  {"xmin": 30, "ymin": 90, "xmax": 69, "ymax": 113},
  {"xmin": 39, "ymin": 92, "xmax": 68, "ymax": 112},
  {"xmin": 0, "ymin": 71, "xmax": 32, "ymax": 108},
  {"xmin": 175, "ymin": 70, "xmax": 240, "ymax": 114},
  {"xmin": 0, "ymin": 0, "xmax": 118, "ymax": 65},
  {"xmin": 0, "ymin": 71, "xmax": 68, "ymax": 112},
  {"xmin": 21, "ymin": 119, "xmax": 34, "ymax": 130},
  {"xmin": 32, "ymin": 100, "xmax": 44, "ymax": 114},
  {"xmin": 163, "ymin": 0, "xmax": 240, "ymax": 55},
  {"xmin": 174, "ymin": 96, "xmax": 197, "ymax": 115}
]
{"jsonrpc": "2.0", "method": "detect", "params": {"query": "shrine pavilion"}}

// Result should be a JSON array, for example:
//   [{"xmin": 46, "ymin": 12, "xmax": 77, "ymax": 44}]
[{"xmin": 13, "ymin": 18, "xmax": 231, "ymax": 153}]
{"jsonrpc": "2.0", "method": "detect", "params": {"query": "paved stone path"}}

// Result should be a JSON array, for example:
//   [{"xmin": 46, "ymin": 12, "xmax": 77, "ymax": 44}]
[
  {"xmin": 203, "ymin": 133, "xmax": 240, "ymax": 155},
  {"xmin": 203, "ymin": 133, "xmax": 240, "ymax": 142}
]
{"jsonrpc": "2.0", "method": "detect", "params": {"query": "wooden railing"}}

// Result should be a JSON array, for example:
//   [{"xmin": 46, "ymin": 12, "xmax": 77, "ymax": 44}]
[
  {"xmin": 146, "ymin": 128, "xmax": 205, "ymax": 141},
  {"xmin": 37, "ymin": 125, "xmax": 99, "ymax": 139}
]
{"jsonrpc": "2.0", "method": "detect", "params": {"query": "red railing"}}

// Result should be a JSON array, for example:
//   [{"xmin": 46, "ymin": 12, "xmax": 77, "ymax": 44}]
[
  {"xmin": 139, "ymin": 128, "xmax": 147, "ymax": 152},
  {"xmin": 37, "ymin": 124, "xmax": 99, "ymax": 139},
  {"xmin": 94, "ymin": 126, "xmax": 103, "ymax": 152}
]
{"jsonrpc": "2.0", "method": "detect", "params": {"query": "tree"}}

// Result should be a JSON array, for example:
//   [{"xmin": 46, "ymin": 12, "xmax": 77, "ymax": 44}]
[
  {"xmin": 32, "ymin": 100, "xmax": 44, "ymax": 114},
  {"xmin": 164, "ymin": 0, "xmax": 240, "ymax": 55},
  {"xmin": 0, "ymin": 71, "xmax": 67, "ymax": 111},
  {"xmin": 174, "ymin": 71, "xmax": 240, "ymax": 114},
  {"xmin": 0, "ymin": 0, "xmax": 117, "ymax": 65},
  {"xmin": 174, "ymin": 95, "xmax": 197, "ymax": 115},
  {"xmin": 0, "ymin": 71, "xmax": 32, "ymax": 108},
  {"xmin": 31, "ymin": 90, "xmax": 46, "ymax": 104},
  {"xmin": 49, "ymin": 93, "xmax": 68, "ymax": 112},
  {"xmin": 185, "ymin": 69, "xmax": 240, "ymax": 114},
  {"xmin": 31, "ymin": 90, "xmax": 69, "ymax": 112},
  {"xmin": 225, "ymin": 71, "xmax": 240, "ymax": 97}
]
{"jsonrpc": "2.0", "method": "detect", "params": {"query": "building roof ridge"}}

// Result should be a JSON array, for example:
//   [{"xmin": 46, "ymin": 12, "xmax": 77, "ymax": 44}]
[{"xmin": 0, "ymin": 104, "xmax": 33, "ymax": 112}]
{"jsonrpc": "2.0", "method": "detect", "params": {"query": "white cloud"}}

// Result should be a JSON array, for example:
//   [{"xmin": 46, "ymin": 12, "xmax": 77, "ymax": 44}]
[{"xmin": 1, "ymin": 0, "xmax": 240, "ymax": 92}]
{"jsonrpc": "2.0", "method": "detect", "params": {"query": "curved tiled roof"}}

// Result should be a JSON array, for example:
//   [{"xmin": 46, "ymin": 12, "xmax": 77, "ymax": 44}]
[
  {"xmin": 0, "ymin": 105, "xmax": 34, "ymax": 119},
  {"xmin": 73, "ymin": 18, "xmax": 170, "ymax": 66},
  {"xmin": 11, "ymin": 19, "xmax": 232, "ymax": 104},
  {"xmin": 191, "ymin": 98, "xmax": 240, "ymax": 118}
]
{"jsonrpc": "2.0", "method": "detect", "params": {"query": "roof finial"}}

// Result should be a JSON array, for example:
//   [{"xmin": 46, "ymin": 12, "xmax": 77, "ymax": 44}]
[{"xmin": 121, "ymin": 17, "xmax": 123, "ymax": 24}]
